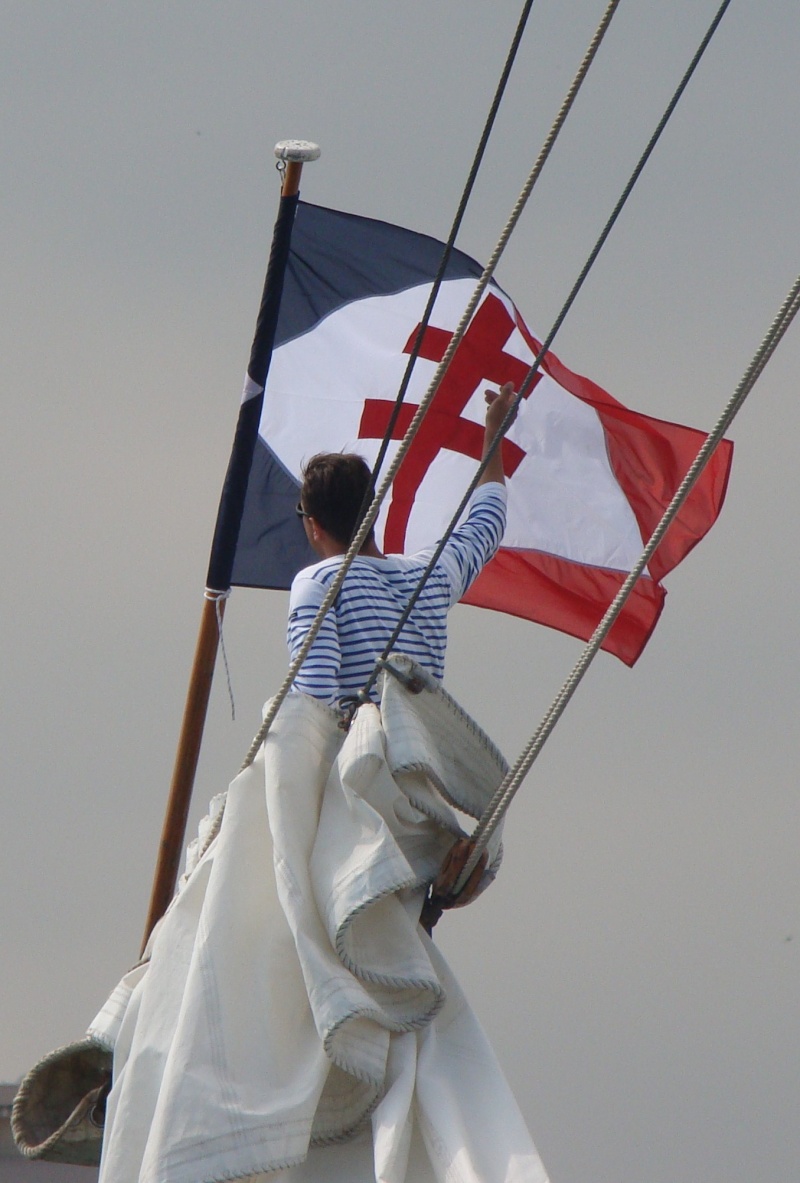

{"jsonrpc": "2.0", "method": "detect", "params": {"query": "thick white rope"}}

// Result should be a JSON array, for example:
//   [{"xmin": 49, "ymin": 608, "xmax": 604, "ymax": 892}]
[
  {"xmin": 453, "ymin": 271, "xmax": 800, "ymax": 893},
  {"xmin": 238, "ymin": 0, "xmax": 622, "ymax": 772}
]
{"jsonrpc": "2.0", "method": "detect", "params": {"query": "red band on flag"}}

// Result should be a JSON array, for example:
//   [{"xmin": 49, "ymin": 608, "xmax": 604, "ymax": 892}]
[
  {"xmin": 519, "ymin": 312, "xmax": 734, "ymax": 585},
  {"xmin": 463, "ymin": 547, "xmax": 666, "ymax": 667},
  {"xmin": 358, "ymin": 294, "xmax": 539, "ymax": 550}
]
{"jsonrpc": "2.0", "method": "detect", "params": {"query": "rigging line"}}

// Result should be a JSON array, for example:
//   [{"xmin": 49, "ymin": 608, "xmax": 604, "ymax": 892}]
[
  {"xmin": 351, "ymin": 0, "xmax": 537, "ymax": 543},
  {"xmin": 237, "ymin": 0, "xmax": 622, "ymax": 773},
  {"xmin": 452, "ymin": 269, "xmax": 800, "ymax": 895},
  {"xmin": 358, "ymin": 0, "xmax": 733, "ymax": 703}
]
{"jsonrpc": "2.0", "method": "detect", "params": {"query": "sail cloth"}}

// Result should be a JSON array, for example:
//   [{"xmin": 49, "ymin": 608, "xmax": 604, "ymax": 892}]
[
  {"xmin": 86, "ymin": 660, "xmax": 549, "ymax": 1183},
  {"xmin": 228, "ymin": 201, "xmax": 732, "ymax": 666}
]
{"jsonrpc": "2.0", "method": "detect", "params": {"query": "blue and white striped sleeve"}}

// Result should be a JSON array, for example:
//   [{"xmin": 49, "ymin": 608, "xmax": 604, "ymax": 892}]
[
  {"xmin": 287, "ymin": 572, "xmax": 341, "ymax": 703},
  {"xmin": 435, "ymin": 482, "xmax": 507, "ymax": 605}
]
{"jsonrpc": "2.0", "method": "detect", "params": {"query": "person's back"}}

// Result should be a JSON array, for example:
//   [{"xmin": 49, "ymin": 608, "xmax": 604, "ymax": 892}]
[{"xmin": 288, "ymin": 383, "xmax": 516, "ymax": 705}]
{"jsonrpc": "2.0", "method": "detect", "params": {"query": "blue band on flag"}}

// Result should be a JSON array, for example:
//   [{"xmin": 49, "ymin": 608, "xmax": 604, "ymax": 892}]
[
  {"xmin": 228, "ymin": 201, "xmax": 486, "ymax": 591},
  {"xmin": 273, "ymin": 202, "xmax": 484, "ymax": 349},
  {"xmin": 207, "ymin": 191, "xmax": 300, "ymax": 592}
]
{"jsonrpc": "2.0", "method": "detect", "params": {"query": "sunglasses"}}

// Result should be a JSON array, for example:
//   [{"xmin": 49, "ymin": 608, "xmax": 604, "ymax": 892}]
[{"xmin": 296, "ymin": 501, "xmax": 312, "ymax": 519}]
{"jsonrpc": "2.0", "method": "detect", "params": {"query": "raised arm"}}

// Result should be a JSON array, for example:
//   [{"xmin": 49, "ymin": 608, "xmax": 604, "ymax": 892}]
[{"xmin": 478, "ymin": 381, "xmax": 518, "ymax": 487}]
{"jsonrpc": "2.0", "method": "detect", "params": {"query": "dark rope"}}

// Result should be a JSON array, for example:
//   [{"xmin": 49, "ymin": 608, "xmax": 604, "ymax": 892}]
[
  {"xmin": 359, "ymin": 0, "xmax": 734, "ymax": 702},
  {"xmin": 349, "ymin": 0, "xmax": 537, "ymax": 547}
]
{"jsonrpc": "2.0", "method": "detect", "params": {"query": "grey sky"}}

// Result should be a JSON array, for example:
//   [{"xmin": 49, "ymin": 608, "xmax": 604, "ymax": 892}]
[{"xmin": 2, "ymin": 3, "xmax": 799, "ymax": 1181}]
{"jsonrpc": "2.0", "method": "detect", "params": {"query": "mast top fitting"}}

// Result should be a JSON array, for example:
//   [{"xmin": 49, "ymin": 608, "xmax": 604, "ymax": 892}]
[{"xmin": 274, "ymin": 140, "xmax": 321, "ymax": 163}]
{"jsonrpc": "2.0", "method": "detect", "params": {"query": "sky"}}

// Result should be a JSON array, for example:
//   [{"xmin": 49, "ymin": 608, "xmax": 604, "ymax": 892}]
[{"xmin": 2, "ymin": 2, "xmax": 799, "ymax": 1181}]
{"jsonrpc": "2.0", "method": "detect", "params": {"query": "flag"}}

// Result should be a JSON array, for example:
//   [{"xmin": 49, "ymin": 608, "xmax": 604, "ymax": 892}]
[{"xmin": 228, "ymin": 201, "xmax": 732, "ymax": 666}]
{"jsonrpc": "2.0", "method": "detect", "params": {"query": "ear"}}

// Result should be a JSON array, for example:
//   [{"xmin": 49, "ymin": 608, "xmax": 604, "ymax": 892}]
[
  {"xmin": 305, "ymin": 516, "xmax": 328, "ymax": 558},
  {"xmin": 307, "ymin": 518, "xmax": 345, "ymax": 559}
]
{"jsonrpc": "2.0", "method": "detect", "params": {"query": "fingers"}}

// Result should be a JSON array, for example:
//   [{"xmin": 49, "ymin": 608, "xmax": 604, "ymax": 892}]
[
  {"xmin": 430, "ymin": 837, "xmax": 488, "ymax": 908},
  {"xmin": 484, "ymin": 383, "xmax": 519, "ymax": 437},
  {"xmin": 484, "ymin": 380, "xmax": 516, "ymax": 405}
]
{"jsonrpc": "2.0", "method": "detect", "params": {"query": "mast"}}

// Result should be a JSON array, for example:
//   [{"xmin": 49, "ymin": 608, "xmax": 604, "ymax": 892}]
[{"xmin": 140, "ymin": 141, "xmax": 320, "ymax": 952}]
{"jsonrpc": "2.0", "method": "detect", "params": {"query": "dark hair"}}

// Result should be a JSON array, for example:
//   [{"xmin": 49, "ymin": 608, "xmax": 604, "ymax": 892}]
[{"xmin": 300, "ymin": 453, "xmax": 375, "ymax": 546}]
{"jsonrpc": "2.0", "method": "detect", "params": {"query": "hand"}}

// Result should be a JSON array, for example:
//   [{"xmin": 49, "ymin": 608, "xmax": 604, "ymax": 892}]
[
  {"xmin": 433, "ymin": 837, "xmax": 488, "ymax": 907},
  {"xmin": 479, "ymin": 381, "xmax": 518, "ymax": 486},
  {"xmin": 485, "ymin": 380, "xmax": 518, "ymax": 441}
]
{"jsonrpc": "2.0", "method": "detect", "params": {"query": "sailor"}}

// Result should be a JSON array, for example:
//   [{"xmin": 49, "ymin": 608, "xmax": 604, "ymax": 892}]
[{"xmin": 288, "ymin": 381, "xmax": 517, "ymax": 706}]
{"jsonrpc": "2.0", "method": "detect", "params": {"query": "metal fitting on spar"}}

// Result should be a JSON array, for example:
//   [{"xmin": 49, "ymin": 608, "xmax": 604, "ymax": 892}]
[{"xmin": 274, "ymin": 139, "xmax": 321, "ymax": 163}]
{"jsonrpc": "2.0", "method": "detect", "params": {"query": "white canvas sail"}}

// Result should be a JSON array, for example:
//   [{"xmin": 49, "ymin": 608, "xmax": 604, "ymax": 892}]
[{"xmin": 81, "ymin": 663, "xmax": 549, "ymax": 1183}]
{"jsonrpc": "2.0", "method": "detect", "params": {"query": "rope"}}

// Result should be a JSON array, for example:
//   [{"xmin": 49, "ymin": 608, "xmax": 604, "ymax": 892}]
[
  {"xmin": 204, "ymin": 587, "xmax": 235, "ymax": 720},
  {"xmin": 453, "ymin": 268, "xmax": 800, "ymax": 894},
  {"xmin": 352, "ymin": 0, "xmax": 537, "ymax": 538},
  {"xmin": 238, "ymin": 0, "xmax": 622, "ymax": 773},
  {"xmin": 359, "ymin": 0, "xmax": 731, "ymax": 701}
]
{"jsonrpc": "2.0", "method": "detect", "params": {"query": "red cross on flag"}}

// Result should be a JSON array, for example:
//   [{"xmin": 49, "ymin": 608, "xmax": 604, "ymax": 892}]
[{"xmin": 230, "ymin": 202, "xmax": 732, "ymax": 666}]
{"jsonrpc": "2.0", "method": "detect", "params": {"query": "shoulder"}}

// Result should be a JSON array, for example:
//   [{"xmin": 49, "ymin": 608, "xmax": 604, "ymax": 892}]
[
  {"xmin": 292, "ymin": 555, "xmax": 338, "ymax": 583},
  {"xmin": 289, "ymin": 557, "xmax": 341, "ymax": 610}
]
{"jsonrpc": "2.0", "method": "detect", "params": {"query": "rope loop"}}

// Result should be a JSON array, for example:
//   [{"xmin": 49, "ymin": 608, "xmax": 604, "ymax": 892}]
[
  {"xmin": 204, "ymin": 587, "xmax": 235, "ymax": 720},
  {"xmin": 336, "ymin": 693, "xmax": 367, "ymax": 731}
]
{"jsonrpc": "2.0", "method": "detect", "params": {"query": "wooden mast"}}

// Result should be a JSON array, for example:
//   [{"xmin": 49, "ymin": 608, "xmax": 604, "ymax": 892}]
[{"xmin": 140, "ymin": 145, "xmax": 317, "ymax": 953}]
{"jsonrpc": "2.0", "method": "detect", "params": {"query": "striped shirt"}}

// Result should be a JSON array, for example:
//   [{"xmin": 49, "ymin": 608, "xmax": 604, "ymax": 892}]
[{"xmin": 287, "ymin": 482, "xmax": 507, "ymax": 704}]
